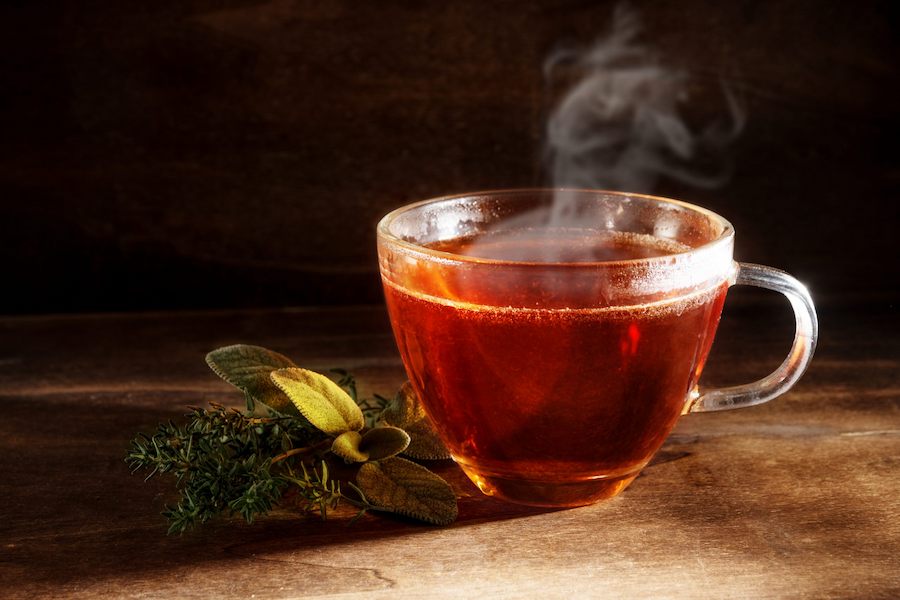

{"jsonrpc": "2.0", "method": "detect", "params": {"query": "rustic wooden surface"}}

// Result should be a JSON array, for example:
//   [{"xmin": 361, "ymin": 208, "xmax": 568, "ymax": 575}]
[{"xmin": 1, "ymin": 297, "xmax": 898, "ymax": 598}]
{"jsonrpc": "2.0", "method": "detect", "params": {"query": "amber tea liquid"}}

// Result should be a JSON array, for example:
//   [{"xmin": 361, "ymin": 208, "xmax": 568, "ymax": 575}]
[{"xmin": 383, "ymin": 230, "xmax": 728, "ymax": 506}]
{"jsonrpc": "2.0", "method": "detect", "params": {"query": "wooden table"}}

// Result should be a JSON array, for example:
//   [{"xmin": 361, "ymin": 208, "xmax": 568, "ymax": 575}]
[{"xmin": 1, "ymin": 296, "xmax": 898, "ymax": 598}]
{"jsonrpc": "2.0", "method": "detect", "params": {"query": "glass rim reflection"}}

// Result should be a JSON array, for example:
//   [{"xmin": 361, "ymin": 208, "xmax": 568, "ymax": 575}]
[{"xmin": 376, "ymin": 188, "xmax": 735, "ymax": 269}]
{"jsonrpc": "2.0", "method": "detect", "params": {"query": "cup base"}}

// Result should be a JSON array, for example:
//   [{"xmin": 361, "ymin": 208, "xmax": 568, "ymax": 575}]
[{"xmin": 458, "ymin": 465, "xmax": 640, "ymax": 508}]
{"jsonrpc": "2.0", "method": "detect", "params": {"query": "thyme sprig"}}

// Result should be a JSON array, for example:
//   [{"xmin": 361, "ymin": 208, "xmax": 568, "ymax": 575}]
[{"xmin": 126, "ymin": 404, "xmax": 372, "ymax": 533}]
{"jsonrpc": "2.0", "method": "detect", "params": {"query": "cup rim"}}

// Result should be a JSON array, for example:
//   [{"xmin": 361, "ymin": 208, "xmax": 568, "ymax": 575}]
[{"xmin": 377, "ymin": 188, "xmax": 735, "ymax": 268}]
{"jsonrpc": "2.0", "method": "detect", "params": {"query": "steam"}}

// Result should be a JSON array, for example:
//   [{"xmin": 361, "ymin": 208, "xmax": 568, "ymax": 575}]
[
  {"xmin": 460, "ymin": 5, "xmax": 745, "ymax": 263},
  {"xmin": 544, "ymin": 5, "xmax": 744, "ymax": 197}
]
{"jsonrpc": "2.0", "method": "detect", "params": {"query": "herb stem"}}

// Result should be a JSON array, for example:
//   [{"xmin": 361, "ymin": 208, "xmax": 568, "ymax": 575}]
[{"xmin": 271, "ymin": 440, "xmax": 332, "ymax": 465}]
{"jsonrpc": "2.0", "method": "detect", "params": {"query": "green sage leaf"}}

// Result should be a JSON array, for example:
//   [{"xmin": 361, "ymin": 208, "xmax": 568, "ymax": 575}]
[
  {"xmin": 271, "ymin": 368, "xmax": 365, "ymax": 435},
  {"xmin": 331, "ymin": 427, "xmax": 410, "ymax": 463},
  {"xmin": 356, "ymin": 457, "xmax": 458, "ymax": 525},
  {"xmin": 205, "ymin": 344, "xmax": 298, "ymax": 414},
  {"xmin": 380, "ymin": 382, "xmax": 451, "ymax": 460},
  {"xmin": 359, "ymin": 426, "xmax": 410, "ymax": 461},
  {"xmin": 331, "ymin": 431, "xmax": 368, "ymax": 462}
]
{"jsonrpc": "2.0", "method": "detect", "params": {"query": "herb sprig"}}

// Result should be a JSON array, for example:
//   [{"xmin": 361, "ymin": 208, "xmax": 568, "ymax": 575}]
[{"xmin": 126, "ymin": 345, "xmax": 456, "ymax": 533}]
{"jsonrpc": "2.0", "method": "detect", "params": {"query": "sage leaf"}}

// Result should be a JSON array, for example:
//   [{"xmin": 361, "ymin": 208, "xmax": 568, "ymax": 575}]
[
  {"xmin": 271, "ymin": 368, "xmax": 365, "ymax": 435},
  {"xmin": 356, "ymin": 457, "xmax": 458, "ymax": 525},
  {"xmin": 359, "ymin": 426, "xmax": 410, "ymax": 461},
  {"xmin": 380, "ymin": 382, "xmax": 451, "ymax": 460},
  {"xmin": 205, "ymin": 344, "xmax": 298, "ymax": 414},
  {"xmin": 331, "ymin": 431, "xmax": 368, "ymax": 462},
  {"xmin": 331, "ymin": 427, "xmax": 410, "ymax": 463}
]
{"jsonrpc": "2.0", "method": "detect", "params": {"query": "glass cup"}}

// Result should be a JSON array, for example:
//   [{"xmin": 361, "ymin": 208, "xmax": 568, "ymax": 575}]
[{"xmin": 377, "ymin": 189, "xmax": 817, "ymax": 507}]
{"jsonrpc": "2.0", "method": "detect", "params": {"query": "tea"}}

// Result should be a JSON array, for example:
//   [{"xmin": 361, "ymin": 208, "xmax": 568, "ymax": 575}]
[{"xmin": 383, "ymin": 230, "xmax": 728, "ymax": 506}]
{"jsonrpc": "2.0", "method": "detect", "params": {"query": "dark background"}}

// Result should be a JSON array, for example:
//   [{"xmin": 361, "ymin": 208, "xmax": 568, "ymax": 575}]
[{"xmin": 1, "ymin": 0, "xmax": 896, "ymax": 315}]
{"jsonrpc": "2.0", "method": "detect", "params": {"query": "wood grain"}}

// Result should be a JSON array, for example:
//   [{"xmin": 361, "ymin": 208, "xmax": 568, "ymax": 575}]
[{"xmin": 0, "ymin": 299, "xmax": 897, "ymax": 598}]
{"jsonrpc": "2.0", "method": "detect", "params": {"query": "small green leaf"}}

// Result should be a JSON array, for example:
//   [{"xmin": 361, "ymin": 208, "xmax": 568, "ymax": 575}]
[
  {"xmin": 331, "ymin": 431, "xmax": 368, "ymax": 462},
  {"xmin": 380, "ymin": 382, "xmax": 451, "ymax": 460},
  {"xmin": 205, "ymin": 345, "xmax": 298, "ymax": 414},
  {"xmin": 331, "ymin": 427, "xmax": 410, "ymax": 463},
  {"xmin": 271, "ymin": 368, "xmax": 365, "ymax": 435},
  {"xmin": 360, "ymin": 426, "xmax": 410, "ymax": 461},
  {"xmin": 356, "ymin": 457, "xmax": 458, "ymax": 525}
]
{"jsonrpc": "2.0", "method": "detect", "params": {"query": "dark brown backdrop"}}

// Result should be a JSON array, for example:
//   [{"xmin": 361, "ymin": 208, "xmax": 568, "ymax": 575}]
[{"xmin": 1, "ymin": 1, "xmax": 897, "ymax": 315}]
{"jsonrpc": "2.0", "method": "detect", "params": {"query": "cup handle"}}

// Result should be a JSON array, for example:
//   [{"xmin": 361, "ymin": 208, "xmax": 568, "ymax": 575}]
[{"xmin": 688, "ymin": 262, "xmax": 819, "ymax": 413}]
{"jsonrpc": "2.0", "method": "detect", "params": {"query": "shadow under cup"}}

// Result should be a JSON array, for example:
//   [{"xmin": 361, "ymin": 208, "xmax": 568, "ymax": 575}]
[{"xmin": 377, "ymin": 190, "xmax": 737, "ymax": 507}]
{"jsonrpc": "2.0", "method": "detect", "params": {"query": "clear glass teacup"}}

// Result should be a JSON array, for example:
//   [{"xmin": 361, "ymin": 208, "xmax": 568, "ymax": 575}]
[{"xmin": 377, "ymin": 189, "xmax": 817, "ymax": 507}]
